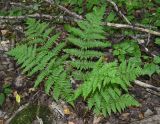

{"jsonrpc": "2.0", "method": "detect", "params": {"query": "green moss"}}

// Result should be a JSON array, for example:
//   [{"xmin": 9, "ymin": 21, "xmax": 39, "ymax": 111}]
[{"xmin": 10, "ymin": 104, "xmax": 53, "ymax": 124}]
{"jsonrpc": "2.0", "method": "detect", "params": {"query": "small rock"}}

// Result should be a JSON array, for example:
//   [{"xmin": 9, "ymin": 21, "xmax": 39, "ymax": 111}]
[
  {"xmin": 93, "ymin": 115, "xmax": 103, "ymax": 124},
  {"xmin": 7, "ymin": 68, "xmax": 14, "ymax": 71},
  {"xmin": 0, "ymin": 110, "xmax": 3, "ymax": 117},
  {"xmin": 144, "ymin": 109, "xmax": 154, "ymax": 117},
  {"xmin": 3, "ymin": 61, "xmax": 9, "ymax": 65},
  {"xmin": 4, "ymin": 77, "xmax": 13, "ymax": 84},
  {"xmin": 0, "ymin": 71, "xmax": 6, "ymax": 77},
  {"xmin": 155, "ymin": 107, "xmax": 160, "ymax": 115},
  {"xmin": 105, "ymin": 122, "xmax": 111, "ymax": 124},
  {"xmin": 14, "ymin": 75, "xmax": 26, "ymax": 88},
  {"xmin": 0, "ymin": 65, "xmax": 5, "ymax": 71},
  {"xmin": 131, "ymin": 115, "xmax": 160, "ymax": 124},
  {"xmin": 8, "ymin": 63, "xmax": 14, "ymax": 69},
  {"xmin": 0, "ymin": 110, "xmax": 6, "ymax": 118},
  {"xmin": 119, "ymin": 113, "xmax": 130, "ymax": 121}
]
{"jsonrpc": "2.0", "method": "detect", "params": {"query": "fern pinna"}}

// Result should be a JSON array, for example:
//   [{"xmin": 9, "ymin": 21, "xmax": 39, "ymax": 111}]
[
  {"xmin": 7, "ymin": 19, "xmax": 73, "ymax": 101},
  {"xmin": 64, "ymin": 7, "xmax": 111, "ymax": 80},
  {"xmin": 73, "ymin": 58, "xmax": 141, "ymax": 116}
]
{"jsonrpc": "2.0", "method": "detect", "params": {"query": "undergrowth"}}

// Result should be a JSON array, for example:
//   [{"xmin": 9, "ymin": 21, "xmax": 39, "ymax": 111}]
[{"xmin": 7, "ymin": 5, "xmax": 160, "ymax": 117}]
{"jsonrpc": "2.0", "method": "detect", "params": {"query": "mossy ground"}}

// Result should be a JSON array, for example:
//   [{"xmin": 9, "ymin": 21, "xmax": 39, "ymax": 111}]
[{"xmin": 10, "ymin": 104, "xmax": 53, "ymax": 124}]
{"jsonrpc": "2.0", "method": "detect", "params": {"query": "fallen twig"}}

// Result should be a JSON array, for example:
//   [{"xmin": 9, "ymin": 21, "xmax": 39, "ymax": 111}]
[
  {"xmin": 106, "ymin": 22, "xmax": 160, "ymax": 36},
  {"xmin": 107, "ymin": 0, "xmax": 131, "ymax": 24},
  {"xmin": 146, "ymin": 88, "xmax": 160, "ymax": 96},
  {"xmin": 44, "ymin": 0, "xmax": 83, "ymax": 20},
  {"xmin": 0, "ymin": 14, "xmax": 58, "ymax": 20},
  {"xmin": 134, "ymin": 80, "xmax": 160, "ymax": 92},
  {"xmin": 1, "ymin": 15, "xmax": 160, "ymax": 37}
]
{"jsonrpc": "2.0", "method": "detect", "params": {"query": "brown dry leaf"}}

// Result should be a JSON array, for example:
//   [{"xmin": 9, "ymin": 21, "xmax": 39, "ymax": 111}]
[
  {"xmin": 63, "ymin": 107, "xmax": 71, "ymax": 115},
  {"xmin": 0, "ymin": 118, "xmax": 4, "ymax": 124},
  {"xmin": 1, "ymin": 30, "xmax": 8, "ymax": 35},
  {"xmin": 93, "ymin": 115, "xmax": 103, "ymax": 124},
  {"xmin": 28, "ymin": 88, "xmax": 36, "ymax": 93},
  {"xmin": 139, "ymin": 113, "xmax": 144, "ymax": 119},
  {"xmin": 68, "ymin": 121, "xmax": 75, "ymax": 124},
  {"xmin": 13, "ymin": 91, "xmax": 18, "ymax": 97}
]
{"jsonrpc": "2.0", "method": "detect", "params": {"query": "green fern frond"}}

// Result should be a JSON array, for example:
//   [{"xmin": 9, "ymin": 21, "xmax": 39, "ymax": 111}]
[
  {"xmin": 70, "ymin": 60, "xmax": 96, "ymax": 70},
  {"xmin": 65, "ymin": 7, "xmax": 110, "ymax": 79},
  {"xmin": 68, "ymin": 37, "xmax": 110, "ymax": 49},
  {"xmin": 64, "ymin": 49, "xmax": 103, "ymax": 59},
  {"xmin": 8, "ymin": 19, "xmax": 73, "ymax": 102},
  {"xmin": 73, "ymin": 59, "xmax": 141, "ymax": 116}
]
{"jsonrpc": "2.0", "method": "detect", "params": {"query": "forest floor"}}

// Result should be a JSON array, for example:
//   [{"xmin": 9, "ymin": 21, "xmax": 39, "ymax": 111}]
[
  {"xmin": 0, "ymin": 26, "xmax": 160, "ymax": 124},
  {"xmin": 1, "ymin": 0, "xmax": 160, "ymax": 124}
]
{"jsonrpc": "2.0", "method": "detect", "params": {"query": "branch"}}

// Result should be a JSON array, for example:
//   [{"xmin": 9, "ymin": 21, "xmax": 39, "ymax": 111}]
[
  {"xmin": 134, "ymin": 80, "xmax": 160, "ymax": 92},
  {"xmin": 44, "ymin": 0, "xmax": 83, "ymax": 20},
  {"xmin": 1, "ymin": 14, "xmax": 160, "ymax": 37},
  {"xmin": 0, "ymin": 14, "xmax": 58, "ymax": 20},
  {"xmin": 106, "ymin": 22, "xmax": 160, "ymax": 36},
  {"xmin": 106, "ymin": 0, "xmax": 131, "ymax": 24}
]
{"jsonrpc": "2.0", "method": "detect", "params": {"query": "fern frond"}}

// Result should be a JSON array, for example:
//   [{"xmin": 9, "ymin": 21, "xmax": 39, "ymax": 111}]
[
  {"xmin": 8, "ymin": 19, "xmax": 73, "ymax": 102},
  {"xmin": 73, "ymin": 59, "xmax": 141, "ymax": 116},
  {"xmin": 64, "ymin": 49, "xmax": 103, "ymax": 59},
  {"xmin": 65, "ymin": 7, "xmax": 111, "ymax": 78},
  {"xmin": 70, "ymin": 60, "xmax": 96, "ymax": 70},
  {"xmin": 68, "ymin": 37, "xmax": 110, "ymax": 49}
]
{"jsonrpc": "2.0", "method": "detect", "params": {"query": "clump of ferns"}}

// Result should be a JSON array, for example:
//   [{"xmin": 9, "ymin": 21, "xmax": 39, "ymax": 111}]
[{"xmin": 7, "ymin": 19, "xmax": 73, "ymax": 102}]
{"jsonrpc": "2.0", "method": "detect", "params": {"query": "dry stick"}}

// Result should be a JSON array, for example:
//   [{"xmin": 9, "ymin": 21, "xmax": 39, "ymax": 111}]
[
  {"xmin": 57, "ymin": 5, "xmax": 83, "ymax": 20},
  {"xmin": 106, "ymin": 0, "xmax": 131, "ymax": 24},
  {"xmin": 106, "ymin": 22, "xmax": 160, "ymax": 36},
  {"xmin": 44, "ymin": 0, "xmax": 83, "ymax": 20},
  {"xmin": 0, "ymin": 14, "xmax": 58, "ymax": 20},
  {"xmin": 134, "ymin": 80, "xmax": 160, "ymax": 92}
]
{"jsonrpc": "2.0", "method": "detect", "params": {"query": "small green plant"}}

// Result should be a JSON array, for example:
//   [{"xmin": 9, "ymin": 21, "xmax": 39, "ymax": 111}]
[
  {"xmin": 0, "ymin": 84, "xmax": 12, "ymax": 106},
  {"xmin": 142, "ymin": 56, "xmax": 160, "ymax": 76},
  {"xmin": 113, "ymin": 40, "xmax": 141, "ymax": 61}
]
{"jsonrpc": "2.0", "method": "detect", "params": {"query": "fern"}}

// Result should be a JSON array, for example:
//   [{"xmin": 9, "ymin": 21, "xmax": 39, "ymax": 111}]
[
  {"xmin": 7, "ymin": 19, "xmax": 73, "ymax": 101},
  {"xmin": 61, "ymin": 0, "xmax": 106, "ymax": 12},
  {"xmin": 72, "ymin": 58, "xmax": 141, "ymax": 116},
  {"xmin": 64, "ymin": 7, "xmax": 111, "ymax": 80}
]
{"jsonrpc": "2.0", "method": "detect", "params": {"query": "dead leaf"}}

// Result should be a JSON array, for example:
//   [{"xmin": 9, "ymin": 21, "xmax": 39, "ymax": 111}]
[
  {"xmin": 13, "ymin": 91, "xmax": 21, "ymax": 103},
  {"xmin": 68, "ymin": 121, "xmax": 75, "ymax": 124},
  {"xmin": 0, "ymin": 118, "xmax": 4, "ymax": 124},
  {"xmin": 28, "ymin": 88, "xmax": 36, "ymax": 93},
  {"xmin": 1, "ymin": 30, "xmax": 8, "ymax": 35},
  {"xmin": 139, "ymin": 113, "xmax": 144, "ymax": 119},
  {"xmin": 63, "ymin": 107, "xmax": 71, "ymax": 115},
  {"xmin": 93, "ymin": 115, "xmax": 103, "ymax": 124}
]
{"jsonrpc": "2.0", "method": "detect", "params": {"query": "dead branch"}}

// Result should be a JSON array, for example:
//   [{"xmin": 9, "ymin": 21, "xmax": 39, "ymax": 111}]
[
  {"xmin": 106, "ymin": 22, "xmax": 160, "ymax": 36},
  {"xmin": 1, "ymin": 15, "xmax": 160, "ymax": 37},
  {"xmin": 106, "ymin": 0, "xmax": 131, "ymax": 24},
  {"xmin": 44, "ymin": 0, "xmax": 83, "ymax": 20},
  {"xmin": 0, "ymin": 14, "xmax": 58, "ymax": 20},
  {"xmin": 134, "ymin": 80, "xmax": 160, "ymax": 92}
]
